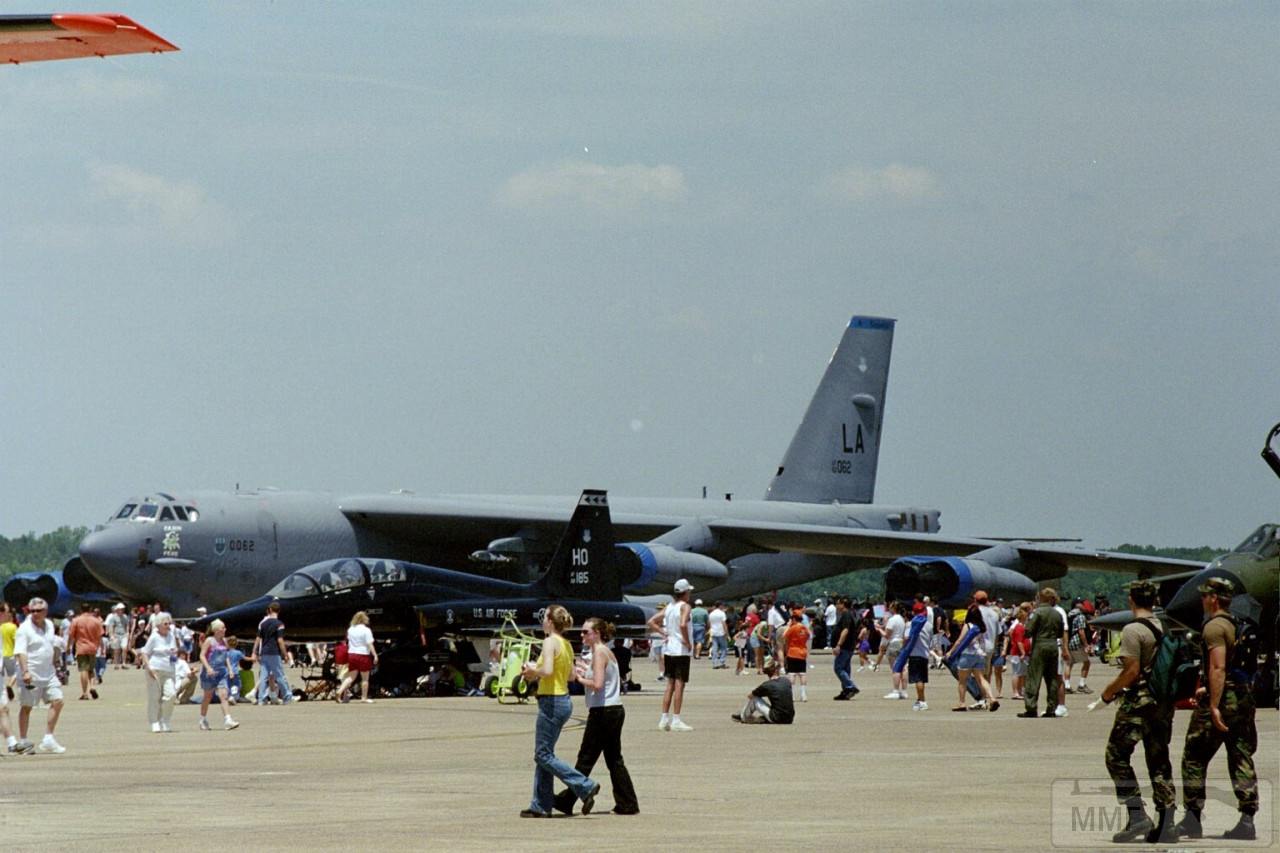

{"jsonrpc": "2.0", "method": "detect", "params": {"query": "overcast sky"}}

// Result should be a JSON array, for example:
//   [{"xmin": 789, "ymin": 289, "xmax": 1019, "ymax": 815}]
[{"xmin": 2, "ymin": 3, "xmax": 1275, "ymax": 549}]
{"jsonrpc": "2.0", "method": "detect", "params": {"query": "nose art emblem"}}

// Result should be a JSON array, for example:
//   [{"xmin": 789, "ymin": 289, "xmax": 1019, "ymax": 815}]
[{"xmin": 213, "ymin": 537, "xmax": 228, "ymax": 556}]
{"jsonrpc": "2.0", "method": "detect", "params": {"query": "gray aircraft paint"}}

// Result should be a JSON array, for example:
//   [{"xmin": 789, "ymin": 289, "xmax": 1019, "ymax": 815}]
[{"xmin": 766, "ymin": 315, "xmax": 894, "ymax": 504}]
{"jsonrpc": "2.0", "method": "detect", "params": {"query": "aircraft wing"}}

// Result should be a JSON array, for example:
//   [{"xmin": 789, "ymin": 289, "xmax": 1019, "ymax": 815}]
[
  {"xmin": 0, "ymin": 14, "xmax": 178, "ymax": 64},
  {"xmin": 705, "ymin": 520, "xmax": 1205, "ymax": 577},
  {"xmin": 339, "ymin": 495, "xmax": 684, "ymax": 546}
]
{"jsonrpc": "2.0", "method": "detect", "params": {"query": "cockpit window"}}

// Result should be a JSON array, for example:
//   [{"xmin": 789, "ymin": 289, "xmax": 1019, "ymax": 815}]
[
  {"xmin": 369, "ymin": 560, "xmax": 407, "ymax": 583},
  {"xmin": 268, "ymin": 573, "xmax": 321, "ymax": 599},
  {"xmin": 173, "ymin": 506, "xmax": 188, "ymax": 522},
  {"xmin": 185, "ymin": 507, "xmax": 200, "ymax": 522},
  {"xmin": 135, "ymin": 504, "xmax": 159, "ymax": 521},
  {"xmin": 1258, "ymin": 526, "xmax": 1279, "ymax": 560},
  {"xmin": 316, "ymin": 559, "xmax": 365, "ymax": 592},
  {"xmin": 159, "ymin": 506, "xmax": 175, "ymax": 521},
  {"xmin": 1233, "ymin": 524, "xmax": 1278, "ymax": 558},
  {"xmin": 115, "ymin": 504, "xmax": 137, "ymax": 520}
]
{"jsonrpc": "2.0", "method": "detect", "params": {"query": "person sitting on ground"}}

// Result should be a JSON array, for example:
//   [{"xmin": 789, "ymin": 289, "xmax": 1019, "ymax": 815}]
[{"xmin": 731, "ymin": 658, "xmax": 795, "ymax": 725}]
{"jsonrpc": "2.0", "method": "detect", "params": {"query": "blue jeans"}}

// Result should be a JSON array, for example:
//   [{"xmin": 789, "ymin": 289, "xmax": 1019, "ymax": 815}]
[
  {"xmin": 711, "ymin": 635, "xmax": 728, "ymax": 666},
  {"xmin": 834, "ymin": 648, "xmax": 857, "ymax": 692},
  {"xmin": 531, "ymin": 695, "xmax": 596, "ymax": 814},
  {"xmin": 257, "ymin": 655, "xmax": 293, "ymax": 703}
]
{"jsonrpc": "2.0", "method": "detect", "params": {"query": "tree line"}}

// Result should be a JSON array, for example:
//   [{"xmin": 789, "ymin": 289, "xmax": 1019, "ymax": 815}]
[{"xmin": 0, "ymin": 527, "xmax": 89, "ymax": 579}]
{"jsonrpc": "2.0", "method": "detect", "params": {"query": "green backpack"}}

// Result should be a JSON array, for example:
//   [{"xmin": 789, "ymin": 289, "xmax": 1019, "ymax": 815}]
[{"xmin": 1136, "ymin": 618, "xmax": 1198, "ymax": 705}]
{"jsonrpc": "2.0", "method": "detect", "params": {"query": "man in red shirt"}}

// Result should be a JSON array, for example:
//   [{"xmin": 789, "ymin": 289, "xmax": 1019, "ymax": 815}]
[{"xmin": 67, "ymin": 604, "xmax": 104, "ymax": 700}]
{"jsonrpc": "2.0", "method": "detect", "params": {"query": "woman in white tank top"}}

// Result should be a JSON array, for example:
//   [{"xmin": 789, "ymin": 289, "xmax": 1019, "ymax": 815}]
[{"xmin": 551, "ymin": 618, "xmax": 640, "ymax": 816}]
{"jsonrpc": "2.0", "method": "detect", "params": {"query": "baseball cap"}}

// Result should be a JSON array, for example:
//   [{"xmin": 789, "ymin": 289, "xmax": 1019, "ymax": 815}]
[
  {"xmin": 973, "ymin": 590, "xmax": 989, "ymax": 603},
  {"xmin": 912, "ymin": 602, "xmax": 926, "ymax": 615},
  {"xmin": 1197, "ymin": 577, "xmax": 1236, "ymax": 596},
  {"xmin": 673, "ymin": 579, "xmax": 695, "ymax": 593},
  {"xmin": 694, "ymin": 598, "xmax": 703, "ymax": 605},
  {"xmin": 196, "ymin": 606, "xmax": 208, "ymax": 614},
  {"xmin": 113, "ymin": 602, "xmax": 125, "ymax": 611}
]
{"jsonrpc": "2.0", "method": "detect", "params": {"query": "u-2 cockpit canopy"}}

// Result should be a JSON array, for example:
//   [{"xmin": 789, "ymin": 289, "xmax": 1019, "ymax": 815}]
[
  {"xmin": 267, "ymin": 558, "xmax": 409, "ymax": 599},
  {"xmin": 111, "ymin": 493, "xmax": 200, "ymax": 524}
]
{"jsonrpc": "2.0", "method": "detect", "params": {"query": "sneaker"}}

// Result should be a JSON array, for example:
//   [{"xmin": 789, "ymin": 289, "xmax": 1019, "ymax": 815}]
[
  {"xmin": 224, "ymin": 717, "xmax": 240, "ymax": 730},
  {"xmin": 856, "ymin": 666, "xmax": 865, "ymax": 673},
  {"xmin": 1064, "ymin": 686, "xmax": 1075, "ymax": 694},
  {"xmin": 669, "ymin": 720, "xmax": 693, "ymax": 732},
  {"xmin": 658, "ymin": 717, "xmax": 671, "ymax": 731},
  {"xmin": 37, "ymin": 737, "xmax": 65, "ymax": 754},
  {"xmin": 871, "ymin": 663, "xmax": 878, "ymax": 672},
  {"xmin": 1054, "ymin": 705, "xmax": 1069, "ymax": 718},
  {"xmin": 199, "ymin": 717, "xmax": 211, "ymax": 731},
  {"xmin": 730, "ymin": 713, "xmax": 743, "ymax": 722},
  {"xmin": 159, "ymin": 721, "xmax": 172, "ymax": 733},
  {"xmin": 151, "ymin": 722, "xmax": 162, "ymax": 733},
  {"xmin": 912, "ymin": 701, "xmax": 928, "ymax": 711},
  {"xmin": 580, "ymin": 782, "xmax": 601, "ymax": 816},
  {"xmin": 9, "ymin": 740, "xmax": 34, "ymax": 755},
  {"xmin": 833, "ymin": 691, "xmax": 851, "ymax": 701},
  {"xmin": 883, "ymin": 691, "xmax": 901, "ymax": 700},
  {"xmin": 519, "ymin": 809, "xmax": 551, "ymax": 819},
  {"xmin": 1077, "ymin": 685, "xmax": 1092, "ymax": 694}
]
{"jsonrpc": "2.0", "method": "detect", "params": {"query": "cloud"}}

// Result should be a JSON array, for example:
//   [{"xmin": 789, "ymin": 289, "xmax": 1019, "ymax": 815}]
[
  {"xmin": 819, "ymin": 163, "xmax": 940, "ymax": 204},
  {"xmin": 497, "ymin": 160, "xmax": 688, "ymax": 212},
  {"xmin": 89, "ymin": 163, "xmax": 233, "ymax": 244}
]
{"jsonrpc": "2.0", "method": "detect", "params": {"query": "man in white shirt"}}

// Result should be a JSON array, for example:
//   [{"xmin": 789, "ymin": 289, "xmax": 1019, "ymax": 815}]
[
  {"xmin": 880, "ymin": 603, "xmax": 908, "ymax": 699},
  {"xmin": 14, "ymin": 597, "xmax": 68, "ymax": 753},
  {"xmin": 822, "ymin": 599, "xmax": 838, "ymax": 649},
  {"xmin": 707, "ymin": 603, "xmax": 728, "ymax": 669},
  {"xmin": 766, "ymin": 600, "xmax": 787, "ymax": 663}
]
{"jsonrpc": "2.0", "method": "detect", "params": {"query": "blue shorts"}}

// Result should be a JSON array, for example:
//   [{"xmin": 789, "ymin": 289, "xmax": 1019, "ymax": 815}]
[
  {"xmin": 200, "ymin": 670, "xmax": 230, "ymax": 692},
  {"xmin": 954, "ymin": 652, "xmax": 986, "ymax": 671}
]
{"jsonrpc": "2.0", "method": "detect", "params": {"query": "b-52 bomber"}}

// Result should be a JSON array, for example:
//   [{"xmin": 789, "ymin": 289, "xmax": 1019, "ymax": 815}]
[{"xmin": 77, "ymin": 316, "xmax": 1203, "ymax": 616}]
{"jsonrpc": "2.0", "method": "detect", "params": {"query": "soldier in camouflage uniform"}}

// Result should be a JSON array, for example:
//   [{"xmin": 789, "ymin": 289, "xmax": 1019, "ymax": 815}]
[
  {"xmin": 1100, "ymin": 580, "xmax": 1175, "ymax": 843},
  {"xmin": 1175, "ymin": 576, "xmax": 1258, "ymax": 842}
]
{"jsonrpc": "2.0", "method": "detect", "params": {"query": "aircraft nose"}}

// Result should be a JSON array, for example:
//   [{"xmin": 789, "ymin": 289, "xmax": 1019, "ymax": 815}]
[{"xmin": 78, "ymin": 526, "xmax": 147, "ymax": 595}]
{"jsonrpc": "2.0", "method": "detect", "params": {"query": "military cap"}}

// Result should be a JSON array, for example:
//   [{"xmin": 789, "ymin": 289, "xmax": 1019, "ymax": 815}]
[
  {"xmin": 1127, "ymin": 579, "xmax": 1158, "ymax": 598},
  {"xmin": 1196, "ymin": 576, "xmax": 1236, "ymax": 596}
]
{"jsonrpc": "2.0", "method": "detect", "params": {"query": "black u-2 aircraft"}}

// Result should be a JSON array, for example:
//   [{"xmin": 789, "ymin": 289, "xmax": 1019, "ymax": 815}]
[{"xmin": 193, "ymin": 489, "xmax": 653, "ymax": 690}]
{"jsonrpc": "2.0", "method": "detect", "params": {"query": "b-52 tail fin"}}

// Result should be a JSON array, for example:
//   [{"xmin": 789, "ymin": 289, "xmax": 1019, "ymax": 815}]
[
  {"xmin": 765, "ymin": 315, "xmax": 895, "ymax": 505},
  {"xmin": 536, "ymin": 489, "xmax": 624, "ymax": 601}
]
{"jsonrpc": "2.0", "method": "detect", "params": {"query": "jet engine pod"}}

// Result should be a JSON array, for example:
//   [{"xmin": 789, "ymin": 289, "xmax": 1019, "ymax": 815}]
[
  {"xmin": 3, "ymin": 572, "xmax": 64, "ymax": 612},
  {"xmin": 62, "ymin": 556, "xmax": 116, "ymax": 597},
  {"xmin": 885, "ymin": 556, "xmax": 1036, "ymax": 608},
  {"xmin": 618, "ymin": 543, "xmax": 728, "ymax": 595}
]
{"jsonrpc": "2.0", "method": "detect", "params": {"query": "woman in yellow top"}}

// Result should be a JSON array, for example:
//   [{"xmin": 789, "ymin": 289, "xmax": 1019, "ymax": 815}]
[{"xmin": 519, "ymin": 605, "xmax": 601, "ymax": 818}]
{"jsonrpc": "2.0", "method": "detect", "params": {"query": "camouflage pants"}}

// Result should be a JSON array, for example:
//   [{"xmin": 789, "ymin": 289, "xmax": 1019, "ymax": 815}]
[
  {"xmin": 1104, "ymin": 687, "xmax": 1174, "ymax": 808},
  {"xmin": 1023, "ymin": 643, "xmax": 1060, "ymax": 713},
  {"xmin": 1181, "ymin": 687, "xmax": 1258, "ymax": 815}
]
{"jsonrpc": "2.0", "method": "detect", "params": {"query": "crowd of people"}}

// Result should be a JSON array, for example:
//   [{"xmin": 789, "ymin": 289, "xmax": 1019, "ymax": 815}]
[
  {"xmin": 0, "ymin": 595, "xmax": 379, "ymax": 754},
  {"xmin": 0, "ymin": 574, "xmax": 1263, "ymax": 840}
]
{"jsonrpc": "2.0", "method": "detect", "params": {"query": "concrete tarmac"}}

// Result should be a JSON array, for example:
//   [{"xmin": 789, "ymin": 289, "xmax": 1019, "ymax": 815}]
[{"xmin": 2, "ymin": 656, "xmax": 1275, "ymax": 851}]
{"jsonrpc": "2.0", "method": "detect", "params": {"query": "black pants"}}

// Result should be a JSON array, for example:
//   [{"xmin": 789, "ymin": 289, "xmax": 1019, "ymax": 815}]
[{"xmin": 553, "ymin": 705, "xmax": 639, "ymax": 814}]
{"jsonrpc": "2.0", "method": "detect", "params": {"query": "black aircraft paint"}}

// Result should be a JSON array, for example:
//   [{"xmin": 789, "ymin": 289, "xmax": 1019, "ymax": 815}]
[{"xmin": 192, "ymin": 490, "xmax": 651, "ymax": 644}]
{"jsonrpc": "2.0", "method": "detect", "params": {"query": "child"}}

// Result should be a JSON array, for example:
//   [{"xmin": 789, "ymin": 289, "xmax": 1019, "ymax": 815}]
[{"xmin": 733, "ymin": 626, "xmax": 749, "ymax": 676}]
